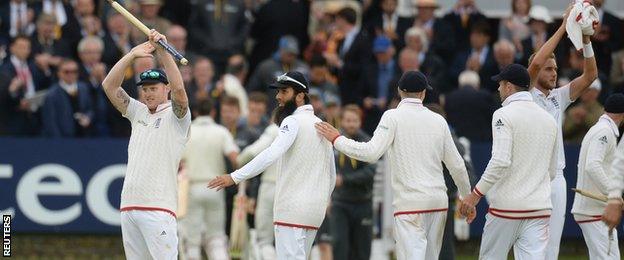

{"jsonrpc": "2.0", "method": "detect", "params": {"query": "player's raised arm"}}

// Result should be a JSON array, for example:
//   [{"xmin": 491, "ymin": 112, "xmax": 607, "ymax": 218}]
[
  {"xmin": 528, "ymin": 5, "xmax": 572, "ymax": 80},
  {"xmin": 102, "ymin": 42, "xmax": 154, "ymax": 114},
  {"xmin": 149, "ymin": 29, "xmax": 189, "ymax": 119},
  {"xmin": 568, "ymin": 35, "xmax": 598, "ymax": 100}
]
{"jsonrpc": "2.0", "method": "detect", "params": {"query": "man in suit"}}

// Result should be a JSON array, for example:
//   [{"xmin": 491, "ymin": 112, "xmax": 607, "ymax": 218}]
[
  {"xmin": 326, "ymin": 7, "xmax": 373, "ymax": 105},
  {"xmin": 442, "ymin": 0, "xmax": 487, "ymax": 53},
  {"xmin": 41, "ymin": 59, "xmax": 94, "ymax": 137},
  {"xmin": 0, "ymin": 0, "xmax": 36, "ymax": 46},
  {"xmin": 102, "ymin": 12, "xmax": 135, "ymax": 70},
  {"xmin": 32, "ymin": 0, "xmax": 82, "ymax": 48},
  {"xmin": 403, "ymin": 27, "xmax": 449, "ymax": 93},
  {"xmin": 450, "ymin": 21, "xmax": 498, "ymax": 92},
  {"xmin": 410, "ymin": 0, "xmax": 456, "ymax": 64},
  {"xmin": 30, "ymin": 14, "xmax": 72, "ymax": 75},
  {"xmin": 367, "ymin": 0, "xmax": 413, "ymax": 51},
  {"xmin": 0, "ymin": 35, "xmax": 50, "ymax": 136}
]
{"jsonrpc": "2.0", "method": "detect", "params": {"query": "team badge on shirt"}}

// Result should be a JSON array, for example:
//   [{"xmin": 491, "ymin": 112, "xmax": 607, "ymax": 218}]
[
  {"xmin": 154, "ymin": 118, "xmax": 162, "ymax": 128},
  {"xmin": 549, "ymin": 97, "xmax": 560, "ymax": 109}
]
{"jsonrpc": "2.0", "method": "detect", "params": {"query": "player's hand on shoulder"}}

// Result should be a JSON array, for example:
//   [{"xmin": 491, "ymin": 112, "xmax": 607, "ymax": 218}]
[
  {"xmin": 207, "ymin": 174, "xmax": 235, "ymax": 191},
  {"xmin": 315, "ymin": 122, "xmax": 340, "ymax": 142}
]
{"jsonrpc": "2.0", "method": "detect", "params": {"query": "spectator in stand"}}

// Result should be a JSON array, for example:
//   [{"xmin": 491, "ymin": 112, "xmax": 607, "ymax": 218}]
[
  {"xmin": 130, "ymin": 0, "xmax": 171, "ymax": 43},
  {"xmin": 367, "ymin": 0, "xmax": 413, "ymax": 51},
  {"xmin": 245, "ymin": 92, "xmax": 269, "ymax": 136},
  {"xmin": 330, "ymin": 104, "xmax": 376, "ymax": 260},
  {"xmin": 219, "ymin": 54, "xmax": 250, "ymax": 117},
  {"xmin": 31, "ymin": 14, "xmax": 72, "ymax": 76},
  {"xmin": 498, "ymin": 0, "xmax": 531, "ymax": 53},
  {"xmin": 247, "ymin": 35, "xmax": 309, "ymax": 111},
  {"xmin": 410, "ymin": 0, "xmax": 456, "ymax": 63},
  {"xmin": 166, "ymin": 25, "xmax": 197, "ymax": 65},
  {"xmin": 591, "ymin": 0, "xmax": 624, "ymax": 74},
  {"xmin": 309, "ymin": 55, "xmax": 340, "ymax": 102},
  {"xmin": 444, "ymin": 70, "xmax": 497, "ymax": 142},
  {"xmin": 188, "ymin": 0, "xmax": 248, "ymax": 75},
  {"xmin": 41, "ymin": 59, "xmax": 94, "ymax": 137},
  {"xmin": 0, "ymin": 0, "xmax": 36, "ymax": 46},
  {"xmin": 450, "ymin": 21, "xmax": 498, "ymax": 92},
  {"xmin": 403, "ymin": 27, "xmax": 449, "ymax": 92},
  {"xmin": 32, "ymin": 0, "xmax": 82, "ymax": 46},
  {"xmin": 362, "ymin": 35, "xmax": 398, "ymax": 134},
  {"xmin": 248, "ymin": 0, "xmax": 310, "ymax": 72},
  {"xmin": 0, "ymin": 35, "xmax": 50, "ymax": 136},
  {"xmin": 611, "ymin": 49, "xmax": 624, "ymax": 93},
  {"xmin": 102, "ymin": 12, "xmax": 134, "ymax": 69},
  {"xmin": 442, "ymin": 0, "xmax": 487, "ymax": 52},
  {"xmin": 326, "ymin": 7, "xmax": 373, "ymax": 105},
  {"xmin": 187, "ymin": 57, "xmax": 216, "ymax": 112},
  {"xmin": 563, "ymin": 79, "xmax": 605, "ymax": 144},
  {"xmin": 519, "ymin": 5, "xmax": 552, "ymax": 66},
  {"xmin": 77, "ymin": 36, "xmax": 109, "ymax": 136},
  {"xmin": 493, "ymin": 39, "xmax": 517, "ymax": 72},
  {"xmin": 560, "ymin": 46, "xmax": 610, "ymax": 101}
]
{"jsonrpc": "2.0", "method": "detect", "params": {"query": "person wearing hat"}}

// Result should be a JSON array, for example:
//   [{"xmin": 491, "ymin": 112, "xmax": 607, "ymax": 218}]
[
  {"xmin": 527, "ymin": 6, "xmax": 598, "ymax": 259},
  {"xmin": 209, "ymin": 71, "xmax": 336, "ymax": 259},
  {"xmin": 316, "ymin": 70, "xmax": 472, "ymax": 259},
  {"xmin": 572, "ymin": 93, "xmax": 624, "ymax": 260},
  {"xmin": 459, "ymin": 63, "xmax": 558, "ymax": 259},
  {"xmin": 519, "ymin": 5, "xmax": 552, "ymax": 65},
  {"xmin": 411, "ymin": 0, "xmax": 456, "ymax": 62},
  {"xmin": 102, "ymin": 29, "xmax": 191, "ymax": 259}
]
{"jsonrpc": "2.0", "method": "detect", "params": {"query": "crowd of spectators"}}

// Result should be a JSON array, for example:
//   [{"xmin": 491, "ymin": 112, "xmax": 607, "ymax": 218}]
[{"xmin": 1, "ymin": 0, "xmax": 623, "ymax": 145}]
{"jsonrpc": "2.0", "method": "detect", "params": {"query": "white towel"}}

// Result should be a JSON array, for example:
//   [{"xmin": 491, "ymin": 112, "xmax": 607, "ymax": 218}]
[{"xmin": 566, "ymin": 0, "xmax": 600, "ymax": 50}]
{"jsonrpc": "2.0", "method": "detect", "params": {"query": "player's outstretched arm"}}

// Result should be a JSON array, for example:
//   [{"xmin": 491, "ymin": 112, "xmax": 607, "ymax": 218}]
[
  {"xmin": 568, "ymin": 35, "xmax": 598, "ymax": 100},
  {"xmin": 102, "ymin": 42, "xmax": 154, "ymax": 114},
  {"xmin": 528, "ymin": 5, "xmax": 573, "ymax": 80},
  {"xmin": 149, "ymin": 29, "xmax": 188, "ymax": 119}
]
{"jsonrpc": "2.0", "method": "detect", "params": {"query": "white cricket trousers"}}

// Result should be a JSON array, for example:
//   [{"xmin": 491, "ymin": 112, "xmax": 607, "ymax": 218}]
[
  {"xmin": 546, "ymin": 172, "xmax": 566, "ymax": 260},
  {"xmin": 479, "ymin": 213, "xmax": 549, "ymax": 260},
  {"xmin": 274, "ymin": 225, "xmax": 318, "ymax": 260},
  {"xmin": 178, "ymin": 183, "xmax": 228, "ymax": 260},
  {"xmin": 393, "ymin": 211, "xmax": 447, "ymax": 260},
  {"xmin": 578, "ymin": 220, "xmax": 621, "ymax": 259},
  {"xmin": 121, "ymin": 210, "xmax": 178, "ymax": 260},
  {"xmin": 256, "ymin": 181, "xmax": 277, "ymax": 259}
]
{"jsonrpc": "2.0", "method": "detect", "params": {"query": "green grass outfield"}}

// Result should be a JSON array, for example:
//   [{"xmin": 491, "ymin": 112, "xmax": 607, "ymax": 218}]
[{"xmin": 11, "ymin": 234, "xmax": 616, "ymax": 259}]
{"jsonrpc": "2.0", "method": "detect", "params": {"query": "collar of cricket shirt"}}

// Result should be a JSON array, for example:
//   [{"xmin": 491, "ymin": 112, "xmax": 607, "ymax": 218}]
[
  {"xmin": 398, "ymin": 98, "xmax": 423, "ymax": 107},
  {"xmin": 155, "ymin": 101, "xmax": 172, "ymax": 113},
  {"xmin": 502, "ymin": 91, "xmax": 533, "ymax": 107},
  {"xmin": 599, "ymin": 114, "xmax": 620, "ymax": 137},
  {"xmin": 294, "ymin": 104, "xmax": 314, "ymax": 115}
]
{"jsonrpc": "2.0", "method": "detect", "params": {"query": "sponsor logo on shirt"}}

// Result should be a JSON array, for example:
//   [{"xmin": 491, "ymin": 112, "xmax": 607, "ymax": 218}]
[
  {"xmin": 599, "ymin": 135, "xmax": 608, "ymax": 144},
  {"xmin": 494, "ymin": 119, "xmax": 505, "ymax": 127},
  {"xmin": 280, "ymin": 125, "xmax": 289, "ymax": 132},
  {"xmin": 138, "ymin": 120, "xmax": 148, "ymax": 126}
]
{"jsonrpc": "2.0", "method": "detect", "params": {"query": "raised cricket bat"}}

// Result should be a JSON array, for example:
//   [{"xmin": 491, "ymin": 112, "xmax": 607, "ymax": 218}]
[{"xmin": 106, "ymin": 0, "xmax": 188, "ymax": 65}]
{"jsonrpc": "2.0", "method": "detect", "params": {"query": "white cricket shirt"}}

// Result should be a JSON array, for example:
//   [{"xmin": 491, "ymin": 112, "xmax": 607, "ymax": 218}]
[
  {"xmin": 120, "ymin": 99, "xmax": 191, "ymax": 217},
  {"xmin": 530, "ymin": 84, "xmax": 574, "ymax": 172},
  {"xmin": 474, "ymin": 92, "xmax": 558, "ymax": 219},
  {"xmin": 183, "ymin": 116, "xmax": 239, "ymax": 182},
  {"xmin": 333, "ymin": 98, "xmax": 472, "ymax": 216}
]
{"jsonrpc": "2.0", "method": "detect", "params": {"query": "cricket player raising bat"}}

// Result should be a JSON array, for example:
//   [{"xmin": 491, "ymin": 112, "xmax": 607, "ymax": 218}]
[
  {"xmin": 102, "ymin": 29, "xmax": 191, "ymax": 259},
  {"xmin": 459, "ymin": 64, "xmax": 558, "ymax": 259},
  {"xmin": 208, "ymin": 71, "xmax": 336, "ymax": 260},
  {"xmin": 316, "ymin": 71, "xmax": 473, "ymax": 260}
]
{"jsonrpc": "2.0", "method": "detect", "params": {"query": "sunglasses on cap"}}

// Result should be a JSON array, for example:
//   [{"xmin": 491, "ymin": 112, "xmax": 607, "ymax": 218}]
[{"xmin": 141, "ymin": 71, "xmax": 161, "ymax": 79}]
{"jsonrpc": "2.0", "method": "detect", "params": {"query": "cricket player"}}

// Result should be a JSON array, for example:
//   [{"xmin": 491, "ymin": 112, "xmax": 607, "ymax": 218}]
[
  {"xmin": 603, "ymin": 138, "xmax": 624, "ymax": 231},
  {"xmin": 237, "ymin": 121, "xmax": 279, "ymax": 259},
  {"xmin": 208, "ymin": 71, "xmax": 336, "ymax": 260},
  {"xmin": 459, "ymin": 64, "xmax": 558, "ymax": 259},
  {"xmin": 179, "ymin": 99, "xmax": 239, "ymax": 260},
  {"xmin": 101, "ymin": 29, "xmax": 191, "ymax": 259},
  {"xmin": 316, "ymin": 71, "xmax": 472, "ymax": 260},
  {"xmin": 571, "ymin": 94, "xmax": 624, "ymax": 259},
  {"xmin": 527, "ymin": 6, "xmax": 598, "ymax": 259}
]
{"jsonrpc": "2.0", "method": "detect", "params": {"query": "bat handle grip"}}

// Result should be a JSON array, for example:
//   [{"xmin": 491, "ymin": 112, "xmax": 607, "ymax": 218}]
[{"xmin": 157, "ymin": 39, "xmax": 188, "ymax": 65}]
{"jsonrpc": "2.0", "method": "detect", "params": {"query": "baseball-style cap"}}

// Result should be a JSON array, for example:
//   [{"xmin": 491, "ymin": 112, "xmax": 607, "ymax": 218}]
[
  {"xmin": 137, "ymin": 69, "xmax": 169, "ymax": 87},
  {"xmin": 269, "ymin": 71, "xmax": 309, "ymax": 93},
  {"xmin": 373, "ymin": 36, "xmax": 392, "ymax": 53},
  {"xmin": 278, "ymin": 35, "xmax": 299, "ymax": 55},
  {"xmin": 397, "ymin": 70, "xmax": 433, "ymax": 92},
  {"xmin": 491, "ymin": 64, "xmax": 530, "ymax": 89},
  {"xmin": 604, "ymin": 93, "xmax": 624, "ymax": 113}
]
